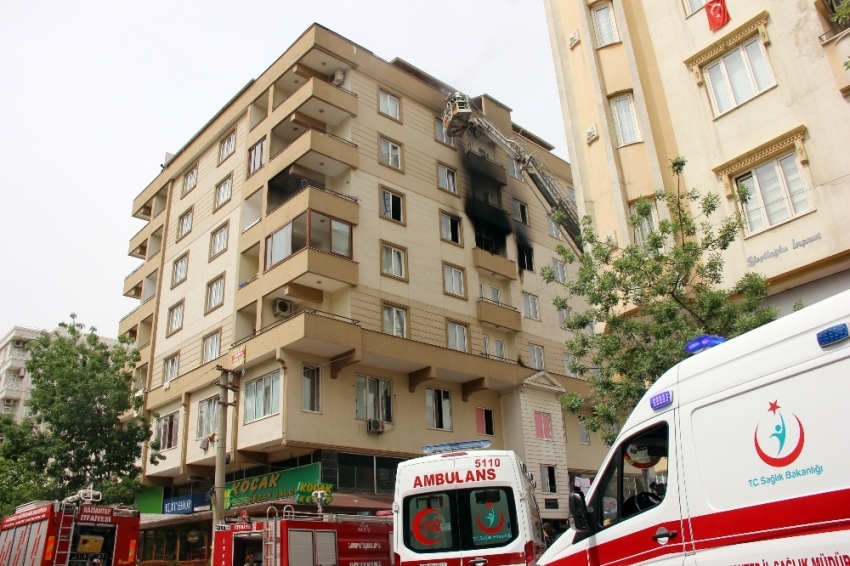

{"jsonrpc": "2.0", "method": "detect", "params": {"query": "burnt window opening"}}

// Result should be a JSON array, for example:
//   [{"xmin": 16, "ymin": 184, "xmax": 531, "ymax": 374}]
[
  {"xmin": 268, "ymin": 169, "xmax": 325, "ymax": 213},
  {"xmin": 518, "ymin": 245, "xmax": 535, "ymax": 272},
  {"xmin": 475, "ymin": 226, "xmax": 506, "ymax": 256}
]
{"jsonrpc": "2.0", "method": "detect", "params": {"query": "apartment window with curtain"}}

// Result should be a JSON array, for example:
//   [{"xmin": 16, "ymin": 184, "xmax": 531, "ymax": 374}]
[
  {"xmin": 528, "ymin": 344, "xmax": 544, "ymax": 370},
  {"xmin": 476, "ymin": 407, "xmax": 494, "ymax": 436},
  {"xmin": 197, "ymin": 396, "xmax": 218, "ymax": 439},
  {"xmin": 182, "ymin": 165, "xmax": 198, "ymax": 196},
  {"xmin": 611, "ymin": 94, "xmax": 641, "ymax": 146},
  {"xmin": 202, "ymin": 331, "xmax": 220, "ymax": 364},
  {"xmin": 438, "ymin": 165, "xmax": 457, "ymax": 194},
  {"xmin": 547, "ymin": 216, "xmax": 562, "ymax": 239},
  {"xmin": 248, "ymin": 138, "xmax": 265, "ymax": 176},
  {"xmin": 210, "ymin": 224, "xmax": 229, "ymax": 259},
  {"xmin": 355, "ymin": 374, "xmax": 393, "ymax": 422},
  {"xmin": 215, "ymin": 176, "xmax": 232, "ymax": 210},
  {"xmin": 163, "ymin": 354, "xmax": 179, "ymax": 385},
  {"xmin": 172, "ymin": 254, "xmax": 189, "ymax": 287},
  {"xmin": 540, "ymin": 465, "xmax": 557, "ymax": 493},
  {"xmin": 508, "ymin": 158, "xmax": 523, "ymax": 180},
  {"xmin": 380, "ymin": 188, "xmax": 404, "ymax": 223},
  {"xmin": 592, "ymin": 2, "xmax": 619, "ymax": 47},
  {"xmin": 383, "ymin": 304, "xmax": 407, "ymax": 338},
  {"xmin": 380, "ymin": 138, "xmax": 402, "ymax": 169},
  {"xmin": 564, "ymin": 353, "xmax": 578, "ymax": 377},
  {"xmin": 381, "ymin": 243, "xmax": 406, "ymax": 279},
  {"xmin": 177, "ymin": 209, "xmax": 193, "ymax": 240},
  {"xmin": 683, "ymin": 0, "xmax": 707, "ymax": 15},
  {"xmin": 440, "ymin": 213, "xmax": 461, "ymax": 244},
  {"xmin": 479, "ymin": 283, "xmax": 501, "ymax": 304},
  {"xmin": 736, "ymin": 153, "xmax": 810, "ymax": 234},
  {"xmin": 704, "ymin": 38, "xmax": 773, "ymax": 116},
  {"xmin": 302, "ymin": 366, "xmax": 319, "ymax": 413},
  {"xmin": 482, "ymin": 335, "xmax": 505, "ymax": 360},
  {"xmin": 379, "ymin": 91, "xmax": 400, "ymax": 120},
  {"xmin": 513, "ymin": 199, "xmax": 530, "ymax": 224},
  {"xmin": 629, "ymin": 202, "xmax": 656, "ymax": 247},
  {"xmin": 522, "ymin": 292, "xmax": 540, "ymax": 320},
  {"xmin": 167, "ymin": 302, "xmax": 184, "ymax": 335},
  {"xmin": 245, "ymin": 370, "xmax": 281, "ymax": 422},
  {"xmin": 156, "ymin": 412, "xmax": 179, "ymax": 450},
  {"xmin": 206, "ymin": 276, "xmax": 225, "ymax": 313},
  {"xmin": 443, "ymin": 264, "xmax": 465, "ymax": 297},
  {"xmin": 265, "ymin": 212, "xmax": 352, "ymax": 269},
  {"xmin": 579, "ymin": 417, "xmax": 591, "ymax": 444},
  {"xmin": 552, "ymin": 259, "xmax": 567, "ymax": 283},
  {"xmin": 435, "ymin": 118, "xmax": 453, "ymax": 146},
  {"xmin": 535, "ymin": 411, "xmax": 552, "ymax": 440},
  {"xmin": 220, "ymin": 131, "xmax": 235, "ymax": 163},
  {"xmin": 447, "ymin": 321, "xmax": 468, "ymax": 352},
  {"xmin": 426, "ymin": 387, "xmax": 452, "ymax": 430}
]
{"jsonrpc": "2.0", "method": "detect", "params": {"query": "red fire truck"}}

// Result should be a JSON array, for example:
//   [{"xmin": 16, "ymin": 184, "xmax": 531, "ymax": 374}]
[
  {"xmin": 213, "ymin": 508, "xmax": 393, "ymax": 566},
  {"xmin": 0, "ymin": 490, "xmax": 140, "ymax": 566}
]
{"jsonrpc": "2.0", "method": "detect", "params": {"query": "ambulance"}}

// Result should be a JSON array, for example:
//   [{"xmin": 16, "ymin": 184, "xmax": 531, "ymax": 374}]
[
  {"xmin": 393, "ymin": 441, "xmax": 546, "ymax": 566},
  {"xmin": 539, "ymin": 288, "xmax": 850, "ymax": 566}
]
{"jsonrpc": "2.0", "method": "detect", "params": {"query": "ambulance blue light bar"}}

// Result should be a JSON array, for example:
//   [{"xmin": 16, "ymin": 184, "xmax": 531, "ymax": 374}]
[
  {"xmin": 685, "ymin": 334, "xmax": 727, "ymax": 354},
  {"xmin": 817, "ymin": 323, "xmax": 849, "ymax": 348},
  {"xmin": 422, "ymin": 440, "xmax": 492, "ymax": 454},
  {"xmin": 650, "ymin": 391, "xmax": 674, "ymax": 411}
]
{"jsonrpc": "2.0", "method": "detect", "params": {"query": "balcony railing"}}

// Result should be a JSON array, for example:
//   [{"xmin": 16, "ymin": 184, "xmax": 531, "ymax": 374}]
[
  {"xmin": 238, "ymin": 275, "xmax": 259, "ymax": 290},
  {"xmin": 233, "ymin": 308, "xmax": 361, "ymax": 347},
  {"xmin": 273, "ymin": 77, "xmax": 360, "ymax": 111},
  {"xmin": 271, "ymin": 127, "xmax": 358, "ymax": 161},
  {"xmin": 479, "ymin": 352, "xmax": 517, "ymax": 365},
  {"xmin": 477, "ymin": 297, "xmax": 518, "ymax": 311},
  {"xmin": 125, "ymin": 262, "xmax": 145, "ymax": 280},
  {"xmin": 820, "ymin": 21, "xmax": 850, "ymax": 44},
  {"xmin": 266, "ymin": 184, "xmax": 360, "ymax": 216}
]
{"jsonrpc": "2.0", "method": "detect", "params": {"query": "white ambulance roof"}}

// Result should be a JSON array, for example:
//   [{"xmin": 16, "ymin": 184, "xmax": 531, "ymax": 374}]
[{"xmin": 620, "ymin": 288, "xmax": 850, "ymax": 434}]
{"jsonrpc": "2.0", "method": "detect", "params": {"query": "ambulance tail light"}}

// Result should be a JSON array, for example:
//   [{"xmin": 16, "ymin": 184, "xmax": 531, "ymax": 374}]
[
  {"xmin": 524, "ymin": 540, "xmax": 535, "ymax": 566},
  {"xmin": 394, "ymin": 553, "xmax": 400, "ymax": 566}
]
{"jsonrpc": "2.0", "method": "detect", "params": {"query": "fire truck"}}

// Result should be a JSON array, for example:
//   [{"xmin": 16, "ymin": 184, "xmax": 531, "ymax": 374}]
[
  {"xmin": 0, "ymin": 489, "xmax": 140, "ymax": 566},
  {"xmin": 213, "ymin": 506, "xmax": 393, "ymax": 566}
]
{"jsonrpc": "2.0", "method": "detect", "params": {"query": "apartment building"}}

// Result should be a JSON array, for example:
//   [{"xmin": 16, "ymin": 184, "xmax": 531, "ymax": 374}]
[
  {"xmin": 120, "ymin": 24, "xmax": 609, "ymax": 528},
  {"xmin": 545, "ymin": 0, "xmax": 850, "ymax": 315}
]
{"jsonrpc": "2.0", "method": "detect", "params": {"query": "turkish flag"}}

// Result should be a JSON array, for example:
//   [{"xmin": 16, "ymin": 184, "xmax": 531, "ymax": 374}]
[{"xmin": 706, "ymin": 0, "xmax": 731, "ymax": 31}]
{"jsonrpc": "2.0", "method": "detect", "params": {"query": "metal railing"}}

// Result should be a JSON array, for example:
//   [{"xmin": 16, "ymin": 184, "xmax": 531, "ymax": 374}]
[
  {"xmin": 125, "ymin": 262, "xmax": 145, "ymax": 280},
  {"xmin": 266, "ymin": 184, "xmax": 360, "ymax": 216},
  {"xmin": 479, "ymin": 352, "xmax": 517, "ymax": 365},
  {"xmin": 476, "ymin": 297, "xmax": 518, "ymax": 311},
  {"xmin": 270, "ymin": 127, "xmax": 359, "ymax": 161},
  {"xmin": 238, "ymin": 275, "xmax": 259, "ymax": 290},
  {"xmin": 233, "ymin": 308, "xmax": 360, "ymax": 347},
  {"xmin": 819, "ymin": 21, "xmax": 850, "ymax": 44}
]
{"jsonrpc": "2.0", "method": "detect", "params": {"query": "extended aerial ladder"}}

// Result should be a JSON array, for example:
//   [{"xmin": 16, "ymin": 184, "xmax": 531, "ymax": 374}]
[{"xmin": 443, "ymin": 92, "xmax": 582, "ymax": 244}]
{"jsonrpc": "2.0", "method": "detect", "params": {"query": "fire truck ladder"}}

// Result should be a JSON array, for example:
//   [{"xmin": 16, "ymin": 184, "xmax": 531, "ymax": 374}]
[
  {"xmin": 52, "ymin": 503, "xmax": 76, "ymax": 566},
  {"xmin": 264, "ymin": 506, "xmax": 283, "ymax": 566}
]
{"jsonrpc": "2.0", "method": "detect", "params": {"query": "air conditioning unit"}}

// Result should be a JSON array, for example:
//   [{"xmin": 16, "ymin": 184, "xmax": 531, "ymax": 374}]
[
  {"xmin": 273, "ymin": 299, "xmax": 293, "ymax": 317},
  {"xmin": 331, "ymin": 68, "xmax": 345, "ymax": 86},
  {"xmin": 18, "ymin": 368, "xmax": 26, "ymax": 377},
  {"xmin": 4, "ymin": 399, "xmax": 16, "ymax": 406},
  {"xmin": 367, "ymin": 419, "xmax": 385, "ymax": 434},
  {"xmin": 13, "ymin": 340, "xmax": 25, "ymax": 348}
]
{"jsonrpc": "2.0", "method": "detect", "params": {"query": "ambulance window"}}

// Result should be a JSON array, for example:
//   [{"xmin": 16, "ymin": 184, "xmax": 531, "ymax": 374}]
[
  {"xmin": 465, "ymin": 488, "xmax": 518, "ymax": 548},
  {"xmin": 404, "ymin": 492, "xmax": 457, "ymax": 552}
]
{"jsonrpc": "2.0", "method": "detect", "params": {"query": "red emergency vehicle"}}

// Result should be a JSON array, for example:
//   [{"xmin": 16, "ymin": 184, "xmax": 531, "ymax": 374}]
[
  {"xmin": 0, "ymin": 490, "xmax": 140, "ymax": 566},
  {"xmin": 213, "ymin": 508, "xmax": 392, "ymax": 566}
]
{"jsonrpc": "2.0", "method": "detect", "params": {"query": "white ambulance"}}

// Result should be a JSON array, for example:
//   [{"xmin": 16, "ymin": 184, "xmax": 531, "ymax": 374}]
[
  {"xmin": 393, "ymin": 441, "xmax": 547, "ymax": 566},
  {"xmin": 539, "ymin": 289, "xmax": 850, "ymax": 566}
]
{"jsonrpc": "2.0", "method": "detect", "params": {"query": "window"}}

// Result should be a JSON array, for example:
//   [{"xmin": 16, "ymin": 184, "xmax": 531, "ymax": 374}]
[
  {"xmin": 265, "ymin": 212, "xmax": 353, "ymax": 268},
  {"xmin": 203, "ymin": 331, "xmax": 220, "ymax": 364},
  {"xmin": 482, "ymin": 335, "xmax": 505, "ymax": 360},
  {"xmin": 438, "ymin": 165, "xmax": 457, "ymax": 194},
  {"xmin": 245, "ymin": 371, "xmax": 281, "ymax": 422},
  {"xmin": 629, "ymin": 201, "xmax": 656, "ymax": 247},
  {"xmin": 182, "ymin": 166, "xmax": 197, "ymax": 196},
  {"xmin": 540, "ymin": 465, "xmax": 557, "ymax": 493},
  {"xmin": 704, "ymin": 39, "xmax": 772, "ymax": 116},
  {"xmin": 380, "ymin": 188, "xmax": 403, "ymax": 223},
  {"xmin": 220, "ymin": 131, "xmax": 235, "ymax": 162},
  {"xmin": 443, "ymin": 264, "xmax": 465, "ymax": 297},
  {"xmin": 535, "ymin": 411, "xmax": 552, "ymax": 440},
  {"xmin": 440, "ymin": 213, "xmax": 461, "ymax": 244},
  {"xmin": 379, "ymin": 91, "xmax": 400, "ymax": 120},
  {"xmin": 594, "ymin": 424, "xmax": 668, "ymax": 528},
  {"xmin": 447, "ymin": 321, "xmax": 468, "ymax": 352},
  {"xmin": 736, "ymin": 153, "xmax": 809, "ymax": 234},
  {"xmin": 586, "ymin": 324, "xmax": 596, "ymax": 337},
  {"xmin": 522, "ymin": 292, "xmax": 540, "ymax": 320},
  {"xmin": 552, "ymin": 259, "xmax": 567, "ymax": 283},
  {"xmin": 592, "ymin": 2, "xmax": 619, "ymax": 47},
  {"xmin": 164, "ymin": 354, "xmax": 179, "ymax": 385},
  {"xmin": 435, "ymin": 118, "xmax": 453, "ymax": 146},
  {"xmin": 558, "ymin": 308, "xmax": 572, "ymax": 327},
  {"xmin": 210, "ymin": 224, "xmax": 229, "ymax": 259},
  {"xmin": 172, "ymin": 254, "xmax": 188, "ymax": 287},
  {"xmin": 683, "ymin": 0, "xmax": 706, "ymax": 15},
  {"xmin": 518, "ymin": 245, "xmax": 534, "ymax": 271},
  {"xmin": 426, "ymin": 387, "xmax": 452, "ymax": 430},
  {"xmin": 383, "ymin": 304, "xmax": 407, "ymax": 337},
  {"xmin": 302, "ymin": 365, "xmax": 320, "ymax": 413},
  {"xmin": 197, "ymin": 396, "xmax": 218, "ymax": 439},
  {"xmin": 381, "ymin": 243, "xmax": 405, "ymax": 279},
  {"xmin": 206, "ymin": 275, "xmax": 225, "ymax": 313},
  {"xmin": 177, "ymin": 209, "xmax": 193, "ymax": 240},
  {"xmin": 480, "ymin": 283, "xmax": 501, "ymax": 304},
  {"xmin": 248, "ymin": 138, "xmax": 265, "ymax": 176},
  {"xmin": 513, "ymin": 199, "xmax": 529, "ymax": 224},
  {"xmin": 611, "ymin": 94, "xmax": 641, "ymax": 146},
  {"xmin": 215, "ymin": 176, "xmax": 232, "ymax": 210},
  {"xmin": 528, "ymin": 344, "xmax": 544, "ymax": 370},
  {"xmin": 356, "ymin": 375, "xmax": 393, "ymax": 422},
  {"xmin": 547, "ymin": 215, "xmax": 562, "ymax": 239},
  {"xmin": 579, "ymin": 417, "xmax": 590, "ymax": 444},
  {"xmin": 564, "ymin": 354, "xmax": 578, "ymax": 377},
  {"xmin": 476, "ymin": 407, "xmax": 494, "ymax": 436},
  {"xmin": 156, "ymin": 412, "xmax": 179, "ymax": 450},
  {"xmin": 167, "ymin": 302, "xmax": 184, "ymax": 335},
  {"xmin": 380, "ymin": 138, "xmax": 402, "ymax": 169},
  {"xmin": 508, "ymin": 158, "xmax": 522, "ymax": 180}
]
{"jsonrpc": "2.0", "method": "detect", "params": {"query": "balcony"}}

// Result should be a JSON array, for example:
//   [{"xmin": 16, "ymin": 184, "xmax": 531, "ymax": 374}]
[
  {"xmin": 263, "ymin": 185, "xmax": 359, "ymax": 240},
  {"xmin": 270, "ymin": 76, "xmax": 358, "ymax": 129},
  {"xmin": 123, "ymin": 264, "xmax": 158, "ymax": 298},
  {"xmin": 127, "ymin": 214, "xmax": 165, "ymax": 259},
  {"xmin": 463, "ymin": 149, "xmax": 507, "ymax": 185},
  {"xmin": 473, "ymin": 247, "xmax": 517, "ymax": 280},
  {"xmin": 118, "ymin": 294, "xmax": 157, "ymax": 336},
  {"xmin": 477, "ymin": 298, "xmax": 522, "ymax": 332},
  {"xmin": 268, "ymin": 128, "xmax": 358, "ymax": 181}
]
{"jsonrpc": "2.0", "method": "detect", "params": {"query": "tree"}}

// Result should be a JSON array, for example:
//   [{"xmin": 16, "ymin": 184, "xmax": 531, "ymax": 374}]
[
  {"xmin": 23, "ymin": 315, "xmax": 151, "ymax": 500},
  {"xmin": 544, "ymin": 158, "xmax": 777, "ymax": 445}
]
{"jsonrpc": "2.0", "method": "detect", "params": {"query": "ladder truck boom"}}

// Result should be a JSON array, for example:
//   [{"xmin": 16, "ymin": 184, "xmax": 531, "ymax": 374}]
[{"xmin": 443, "ymin": 93, "xmax": 581, "ymax": 243}]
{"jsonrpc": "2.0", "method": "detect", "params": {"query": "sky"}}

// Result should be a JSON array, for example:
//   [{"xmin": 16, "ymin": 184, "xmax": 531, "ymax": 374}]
[{"xmin": 0, "ymin": 0, "xmax": 569, "ymax": 337}]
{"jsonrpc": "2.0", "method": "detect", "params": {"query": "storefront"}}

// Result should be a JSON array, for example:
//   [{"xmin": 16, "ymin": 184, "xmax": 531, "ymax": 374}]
[{"xmin": 138, "ymin": 520, "xmax": 211, "ymax": 564}]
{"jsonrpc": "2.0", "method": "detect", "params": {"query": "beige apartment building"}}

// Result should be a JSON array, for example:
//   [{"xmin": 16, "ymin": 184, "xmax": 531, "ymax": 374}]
[
  {"xmin": 545, "ymin": 0, "xmax": 850, "ymax": 314},
  {"xmin": 120, "ymin": 24, "xmax": 609, "ymax": 526}
]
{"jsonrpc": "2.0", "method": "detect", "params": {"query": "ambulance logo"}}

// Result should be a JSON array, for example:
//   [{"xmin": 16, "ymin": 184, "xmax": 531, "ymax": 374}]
[
  {"xmin": 411, "ymin": 508, "xmax": 444, "ymax": 546},
  {"xmin": 476, "ymin": 502, "xmax": 505, "ymax": 534},
  {"xmin": 754, "ymin": 400, "xmax": 805, "ymax": 468}
]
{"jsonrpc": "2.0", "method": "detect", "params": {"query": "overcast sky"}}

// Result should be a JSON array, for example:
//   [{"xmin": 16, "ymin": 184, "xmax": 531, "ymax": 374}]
[{"xmin": 0, "ymin": 0, "xmax": 568, "ymax": 337}]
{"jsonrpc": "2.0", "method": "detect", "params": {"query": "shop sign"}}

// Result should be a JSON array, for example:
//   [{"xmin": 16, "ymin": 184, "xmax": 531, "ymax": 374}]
[
  {"xmin": 295, "ymin": 482, "xmax": 335, "ymax": 505},
  {"xmin": 163, "ymin": 495, "xmax": 194, "ymax": 515},
  {"xmin": 79, "ymin": 505, "xmax": 113, "ymax": 523},
  {"xmin": 193, "ymin": 492, "xmax": 211, "ymax": 512},
  {"xmin": 231, "ymin": 345, "xmax": 247, "ymax": 368},
  {"xmin": 1, "ymin": 504, "xmax": 51, "ymax": 529},
  {"xmin": 186, "ymin": 530, "xmax": 201, "ymax": 544},
  {"xmin": 747, "ymin": 232, "xmax": 822, "ymax": 268},
  {"xmin": 225, "ymin": 462, "xmax": 321, "ymax": 509}
]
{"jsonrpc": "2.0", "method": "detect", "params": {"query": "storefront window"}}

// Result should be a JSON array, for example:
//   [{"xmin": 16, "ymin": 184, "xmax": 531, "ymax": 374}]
[
  {"xmin": 140, "ymin": 523, "xmax": 210, "ymax": 563},
  {"xmin": 179, "ymin": 522, "xmax": 208, "ymax": 560}
]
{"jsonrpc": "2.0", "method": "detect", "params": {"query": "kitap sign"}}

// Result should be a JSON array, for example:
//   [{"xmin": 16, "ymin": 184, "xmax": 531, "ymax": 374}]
[{"xmin": 224, "ymin": 462, "xmax": 322, "ymax": 509}]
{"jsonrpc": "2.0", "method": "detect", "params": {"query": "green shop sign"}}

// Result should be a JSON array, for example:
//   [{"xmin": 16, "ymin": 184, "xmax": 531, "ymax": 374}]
[
  {"xmin": 295, "ymin": 482, "xmax": 334, "ymax": 505},
  {"xmin": 224, "ymin": 463, "xmax": 322, "ymax": 509}
]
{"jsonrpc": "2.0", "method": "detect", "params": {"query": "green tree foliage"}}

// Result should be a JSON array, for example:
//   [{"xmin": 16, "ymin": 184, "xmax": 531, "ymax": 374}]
[
  {"xmin": 8, "ymin": 315, "xmax": 152, "ymax": 503},
  {"xmin": 543, "ymin": 159, "xmax": 777, "ymax": 445}
]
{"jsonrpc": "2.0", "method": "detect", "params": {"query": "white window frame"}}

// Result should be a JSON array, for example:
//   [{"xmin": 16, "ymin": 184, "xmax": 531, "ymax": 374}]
[
  {"xmin": 379, "ymin": 91, "xmax": 400, "ymax": 120},
  {"xmin": 579, "ymin": 417, "xmax": 591, "ymax": 445},
  {"xmin": 301, "ymin": 365, "xmax": 320, "ymax": 413},
  {"xmin": 629, "ymin": 201, "xmax": 657, "ymax": 248},
  {"xmin": 210, "ymin": 224, "xmax": 229, "ymax": 258},
  {"xmin": 381, "ymin": 244, "xmax": 405, "ymax": 279},
  {"xmin": 438, "ymin": 165, "xmax": 457, "ymax": 194},
  {"xmin": 447, "ymin": 321, "xmax": 468, "ymax": 352},
  {"xmin": 380, "ymin": 189, "xmax": 403, "ymax": 223},
  {"xmin": 248, "ymin": 138, "xmax": 265, "ymax": 176},
  {"xmin": 435, "ymin": 118, "xmax": 453, "ymax": 146},
  {"xmin": 245, "ymin": 370, "xmax": 281, "ymax": 422},
  {"xmin": 380, "ymin": 138, "xmax": 402, "ymax": 169},
  {"xmin": 736, "ymin": 152, "xmax": 810, "ymax": 235},
  {"xmin": 513, "ymin": 199, "xmax": 530, "ymax": 225},
  {"xmin": 564, "ymin": 354, "xmax": 578, "ymax": 377},
  {"xmin": 682, "ymin": 0, "xmax": 707, "ymax": 16},
  {"xmin": 704, "ymin": 38, "xmax": 774, "ymax": 117},
  {"xmin": 206, "ymin": 276, "xmax": 225, "ymax": 312},
  {"xmin": 182, "ymin": 166, "xmax": 197, "ymax": 195},
  {"xmin": 215, "ymin": 177, "xmax": 232, "ymax": 210},
  {"xmin": 540, "ymin": 465, "xmax": 558, "ymax": 493},
  {"xmin": 535, "ymin": 411, "xmax": 553, "ymax": 440},
  {"xmin": 552, "ymin": 259, "xmax": 567, "ymax": 283},
  {"xmin": 610, "ymin": 94, "xmax": 641, "ymax": 147},
  {"xmin": 383, "ymin": 304, "xmax": 407, "ymax": 338},
  {"xmin": 355, "ymin": 374, "xmax": 393, "ymax": 422},
  {"xmin": 440, "ymin": 213, "xmax": 461, "ymax": 244},
  {"xmin": 177, "ymin": 209, "xmax": 193, "ymax": 240},
  {"xmin": 508, "ymin": 158, "xmax": 523, "ymax": 180},
  {"xmin": 164, "ymin": 354, "xmax": 179, "ymax": 385},
  {"xmin": 426, "ymin": 387, "xmax": 452, "ymax": 431},
  {"xmin": 219, "ymin": 131, "xmax": 235, "ymax": 162},
  {"xmin": 156, "ymin": 411, "xmax": 179, "ymax": 450},
  {"xmin": 197, "ymin": 396, "xmax": 218, "ymax": 439},
  {"xmin": 592, "ymin": 2, "xmax": 619, "ymax": 47},
  {"xmin": 203, "ymin": 331, "xmax": 221, "ymax": 364},
  {"xmin": 167, "ymin": 303, "xmax": 184, "ymax": 334},
  {"xmin": 523, "ymin": 292, "xmax": 540, "ymax": 320},
  {"xmin": 529, "ymin": 343, "xmax": 544, "ymax": 370},
  {"xmin": 443, "ymin": 264, "xmax": 465, "ymax": 297},
  {"xmin": 172, "ymin": 254, "xmax": 188, "ymax": 287},
  {"xmin": 559, "ymin": 308, "xmax": 572, "ymax": 327},
  {"xmin": 547, "ymin": 215, "xmax": 562, "ymax": 239}
]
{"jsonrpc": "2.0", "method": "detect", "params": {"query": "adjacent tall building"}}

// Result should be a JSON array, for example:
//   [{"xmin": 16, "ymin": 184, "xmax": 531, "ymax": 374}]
[
  {"xmin": 545, "ymin": 0, "xmax": 850, "ymax": 314},
  {"xmin": 121, "ymin": 24, "xmax": 609, "ymax": 530}
]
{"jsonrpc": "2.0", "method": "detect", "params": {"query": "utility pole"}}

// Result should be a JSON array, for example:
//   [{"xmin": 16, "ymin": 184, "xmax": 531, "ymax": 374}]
[{"xmin": 213, "ymin": 365, "xmax": 239, "ymax": 526}]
